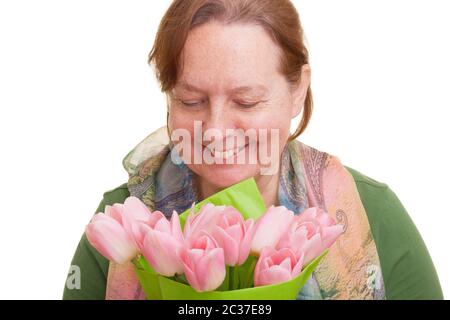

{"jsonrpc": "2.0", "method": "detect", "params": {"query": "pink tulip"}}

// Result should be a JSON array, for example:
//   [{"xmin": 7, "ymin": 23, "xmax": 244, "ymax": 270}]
[
  {"xmin": 183, "ymin": 203, "xmax": 225, "ymax": 240},
  {"xmin": 86, "ymin": 204, "xmax": 139, "ymax": 264},
  {"xmin": 250, "ymin": 206, "xmax": 295, "ymax": 256},
  {"xmin": 131, "ymin": 210, "xmax": 166, "ymax": 250},
  {"xmin": 254, "ymin": 247, "xmax": 304, "ymax": 287},
  {"xmin": 297, "ymin": 207, "xmax": 343, "ymax": 249},
  {"xmin": 276, "ymin": 217, "xmax": 322, "ymax": 265},
  {"xmin": 120, "ymin": 196, "xmax": 155, "ymax": 235},
  {"xmin": 210, "ymin": 207, "xmax": 255, "ymax": 266},
  {"xmin": 180, "ymin": 232, "xmax": 226, "ymax": 292},
  {"xmin": 277, "ymin": 207, "xmax": 343, "ymax": 265},
  {"xmin": 113, "ymin": 196, "xmax": 166, "ymax": 250},
  {"xmin": 140, "ymin": 211, "xmax": 185, "ymax": 277}
]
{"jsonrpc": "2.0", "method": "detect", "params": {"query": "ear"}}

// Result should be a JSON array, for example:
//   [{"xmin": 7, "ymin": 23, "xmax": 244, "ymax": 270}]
[{"xmin": 290, "ymin": 64, "xmax": 311, "ymax": 118}]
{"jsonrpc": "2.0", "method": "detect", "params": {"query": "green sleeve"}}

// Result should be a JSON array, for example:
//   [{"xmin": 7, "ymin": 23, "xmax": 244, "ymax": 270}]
[
  {"xmin": 62, "ymin": 183, "xmax": 130, "ymax": 300},
  {"xmin": 347, "ymin": 167, "xmax": 443, "ymax": 300}
]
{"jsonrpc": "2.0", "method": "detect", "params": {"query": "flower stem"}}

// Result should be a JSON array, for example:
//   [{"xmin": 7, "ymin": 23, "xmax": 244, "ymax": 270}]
[
  {"xmin": 229, "ymin": 266, "xmax": 235, "ymax": 290},
  {"xmin": 228, "ymin": 266, "xmax": 240, "ymax": 290}
]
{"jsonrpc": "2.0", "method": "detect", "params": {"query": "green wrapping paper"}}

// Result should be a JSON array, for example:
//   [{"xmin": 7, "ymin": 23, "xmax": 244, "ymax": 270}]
[
  {"xmin": 179, "ymin": 177, "xmax": 267, "ymax": 226},
  {"xmin": 133, "ymin": 177, "xmax": 328, "ymax": 300},
  {"xmin": 135, "ymin": 249, "xmax": 327, "ymax": 300}
]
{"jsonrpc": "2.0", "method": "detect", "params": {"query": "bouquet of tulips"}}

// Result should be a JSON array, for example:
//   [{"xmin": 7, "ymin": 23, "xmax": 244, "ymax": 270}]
[{"xmin": 86, "ymin": 178, "xmax": 343, "ymax": 299}]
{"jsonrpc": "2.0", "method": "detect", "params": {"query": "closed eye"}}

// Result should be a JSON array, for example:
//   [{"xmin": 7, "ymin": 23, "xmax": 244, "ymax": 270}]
[
  {"xmin": 178, "ymin": 99, "xmax": 260, "ymax": 108},
  {"xmin": 235, "ymin": 101, "xmax": 260, "ymax": 108},
  {"xmin": 180, "ymin": 100, "xmax": 205, "ymax": 107}
]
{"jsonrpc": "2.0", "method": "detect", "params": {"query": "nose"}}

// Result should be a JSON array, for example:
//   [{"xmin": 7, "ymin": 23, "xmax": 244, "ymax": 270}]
[{"xmin": 202, "ymin": 98, "xmax": 236, "ymax": 140}]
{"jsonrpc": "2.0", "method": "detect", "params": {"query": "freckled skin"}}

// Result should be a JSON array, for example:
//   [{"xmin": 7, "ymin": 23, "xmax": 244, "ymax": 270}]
[{"xmin": 168, "ymin": 21, "xmax": 311, "ymax": 206}]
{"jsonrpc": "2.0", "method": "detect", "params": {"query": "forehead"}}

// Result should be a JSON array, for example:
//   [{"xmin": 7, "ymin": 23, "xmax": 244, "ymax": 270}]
[
  {"xmin": 176, "ymin": 80, "xmax": 269, "ymax": 95},
  {"xmin": 177, "ymin": 21, "xmax": 283, "ymax": 92}
]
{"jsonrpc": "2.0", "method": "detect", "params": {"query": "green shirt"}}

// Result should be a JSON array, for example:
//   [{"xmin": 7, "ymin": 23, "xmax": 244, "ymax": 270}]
[{"xmin": 62, "ymin": 166, "xmax": 443, "ymax": 300}]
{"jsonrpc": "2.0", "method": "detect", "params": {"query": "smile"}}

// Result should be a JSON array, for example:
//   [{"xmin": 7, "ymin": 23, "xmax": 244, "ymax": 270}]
[{"xmin": 205, "ymin": 145, "xmax": 247, "ymax": 160}]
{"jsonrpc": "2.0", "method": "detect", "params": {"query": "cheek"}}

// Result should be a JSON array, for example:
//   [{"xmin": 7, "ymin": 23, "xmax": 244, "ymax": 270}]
[
  {"xmin": 168, "ymin": 111, "xmax": 183, "ymax": 130},
  {"xmin": 251, "ymin": 115, "xmax": 291, "ymax": 136},
  {"xmin": 239, "ymin": 104, "xmax": 293, "ymax": 145},
  {"xmin": 168, "ymin": 113, "xmax": 196, "ymax": 139}
]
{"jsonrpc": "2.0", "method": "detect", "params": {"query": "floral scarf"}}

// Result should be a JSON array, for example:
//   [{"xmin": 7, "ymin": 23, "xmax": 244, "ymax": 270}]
[{"xmin": 105, "ymin": 126, "xmax": 385, "ymax": 300}]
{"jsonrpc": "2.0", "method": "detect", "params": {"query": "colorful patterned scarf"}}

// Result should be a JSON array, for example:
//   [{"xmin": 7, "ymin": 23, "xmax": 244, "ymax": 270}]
[{"xmin": 105, "ymin": 126, "xmax": 385, "ymax": 300}]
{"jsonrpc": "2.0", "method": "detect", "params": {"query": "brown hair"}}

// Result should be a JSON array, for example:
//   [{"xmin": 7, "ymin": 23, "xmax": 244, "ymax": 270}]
[{"xmin": 149, "ymin": 0, "xmax": 313, "ymax": 141}]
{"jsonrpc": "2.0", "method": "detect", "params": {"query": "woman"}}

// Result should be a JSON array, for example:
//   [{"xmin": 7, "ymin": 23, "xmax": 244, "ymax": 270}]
[{"xmin": 63, "ymin": 0, "xmax": 443, "ymax": 300}]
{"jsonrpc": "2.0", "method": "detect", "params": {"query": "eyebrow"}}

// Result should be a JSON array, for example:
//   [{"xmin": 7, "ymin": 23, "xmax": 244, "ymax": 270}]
[{"xmin": 176, "ymin": 81, "xmax": 269, "ymax": 95}]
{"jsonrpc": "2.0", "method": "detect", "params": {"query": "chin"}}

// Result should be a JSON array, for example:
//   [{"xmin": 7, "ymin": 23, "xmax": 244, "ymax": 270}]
[{"xmin": 192, "ymin": 163, "xmax": 260, "ymax": 190}]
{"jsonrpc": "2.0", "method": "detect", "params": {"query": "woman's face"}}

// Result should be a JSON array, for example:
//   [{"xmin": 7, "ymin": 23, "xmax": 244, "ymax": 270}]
[{"xmin": 168, "ymin": 21, "xmax": 310, "ymax": 189}]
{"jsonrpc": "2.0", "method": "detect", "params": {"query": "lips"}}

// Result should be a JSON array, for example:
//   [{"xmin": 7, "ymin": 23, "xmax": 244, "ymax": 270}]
[{"xmin": 204, "ymin": 144, "xmax": 248, "ymax": 161}]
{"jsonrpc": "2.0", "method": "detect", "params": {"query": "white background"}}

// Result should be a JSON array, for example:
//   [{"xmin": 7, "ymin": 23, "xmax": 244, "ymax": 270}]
[{"xmin": 0, "ymin": 0, "xmax": 448, "ymax": 299}]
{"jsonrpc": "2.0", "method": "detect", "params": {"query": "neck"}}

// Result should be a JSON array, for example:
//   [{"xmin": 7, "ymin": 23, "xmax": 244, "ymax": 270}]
[
  {"xmin": 195, "ymin": 170, "xmax": 281, "ymax": 209},
  {"xmin": 254, "ymin": 171, "xmax": 281, "ymax": 208}
]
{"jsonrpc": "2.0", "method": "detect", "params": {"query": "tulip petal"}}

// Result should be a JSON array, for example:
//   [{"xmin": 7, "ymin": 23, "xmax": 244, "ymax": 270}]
[
  {"xmin": 112, "ymin": 203, "xmax": 124, "ymax": 214},
  {"xmin": 180, "ymin": 249, "xmax": 201, "ymax": 291},
  {"xmin": 251, "ymin": 206, "xmax": 294, "ymax": 255},
  {"xmin": 276, "ymin": 223, "xmax": 308, "ymax": 252},
  {"xmin": 238, "ymin": 219, "xmax": 255, "ymax": 265},
  {"xmin": 184, "ymin": 204, "xmax": 222, "ymax": 239},
  {"xmin": 278, "ymin": 256, "xmax": 293, "ymax": 273},
  {"xmin": 195, "ymin": 248, "xmax": 226, "ymax": 292},
  {"xmin": 225, "ymin": 224, "xmax": 243, "ymax": 243},
  {"xmin": 321, "ymin": 225, "xmax": 344, "ymax": 248},
  {"xmin": 254, "ymin": 247, "xmax": 276, "ymax": 283},
  {"xmin": 142, "ymin": 229, "xmax": 184, "ymax": 276},
  {"xmin": 104, "ymin": 205, "xmax": 123, "ymax": 224},
  {"xmin": 187, "ymin": 248, "xmax": 205, "ymax": 261},
  {"xmin": 292, "ymin": 252, "xmax": 304, "ymax": 277},
  {"xmin": 86, "ymin": 215, "xmax": 137, "ymax": 264},
  {"xmin": 123, "ymin": 196, "xmax": 152, "ymax": 220},
  {"xmin": 256, "ymin": 266, "xmax": 292, "ymax": 286},
  {"xmin": 131, "ymin": 221, "xmax": 151, "ymax": 250},
  {"xmin": 303, "ymin": 233, "xmax": 323, "ymax": 265},
  {"xmin": 220, "ymin": 208, "xmax": 243, "ymax": 227},
  {"xmin": 212, "ymin": 227, "xmax": 239, "ymax": 266},
  {"xmin": 147, "ymin": 211, "xmax": 166, "ymax": 228},
  {"xmin": 153, "ymin": 215, "xmax": 171, "ymax": 234},
  {"xmin": 122, "ymin": 198, "xmax": 161, "ymax": 235},
  {"xmin": 170, "ymin": 211, "xmax": 184, "ymax": 242},
  {"xmin": 182, "ymin": 203, "xmax": 196, "ymax": 239}
]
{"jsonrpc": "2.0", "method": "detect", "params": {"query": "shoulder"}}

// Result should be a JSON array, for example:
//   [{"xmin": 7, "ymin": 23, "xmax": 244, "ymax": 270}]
[
  {"xmin": 95, "ymin": 183, "xmax": 130, "ymax": 214},
  {"xmin": 345, "ymin": 166, "xmax": 388, "ymax": 189},
  {"xmin": 344, "ymin": 166, "xmax": 411, "ymax": 237},
  {"xmin": 344, "ymin": 166, "xmax": 443, "ymax": 299},
  {"xmin": 344, "ymin": 165, "xmax": 414, "ymax": 243},
  {"xmin": 344, "ymin": 166, "xmax": 397, "ymax": 226}
]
